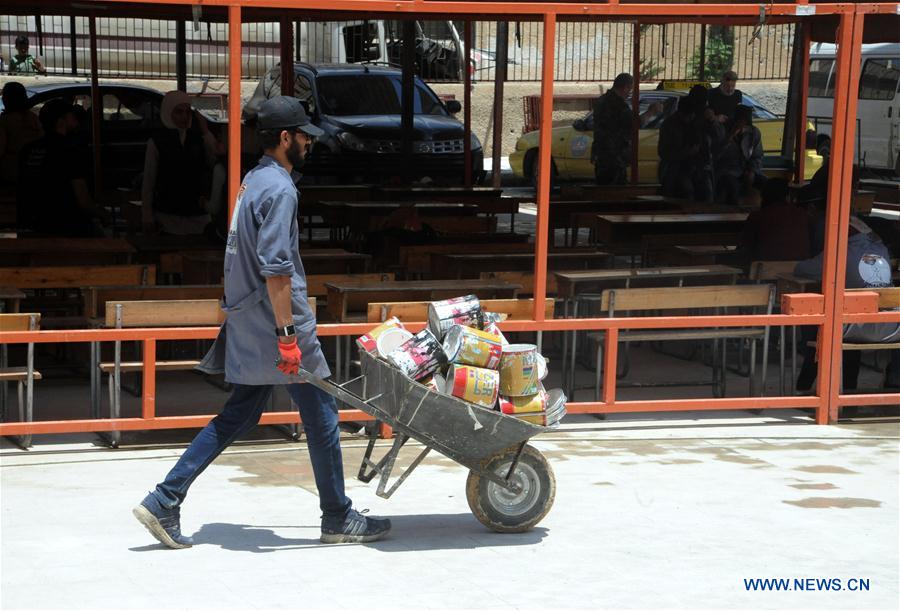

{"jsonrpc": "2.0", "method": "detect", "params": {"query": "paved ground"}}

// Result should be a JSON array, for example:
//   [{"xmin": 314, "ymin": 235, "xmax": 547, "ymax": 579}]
[{"xmin": 2, "ymin": 414, "xmax": 898, "ymax": 610}]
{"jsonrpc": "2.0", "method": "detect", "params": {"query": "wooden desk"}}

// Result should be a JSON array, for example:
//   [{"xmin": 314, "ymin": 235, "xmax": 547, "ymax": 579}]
[
  {"xmin": 0, "ymin": 238, "xmax": 136, "ymax": 266},
  {"xmin": 594, "ymin": 212, "xmax": 749, "ymax": 248},
  {"xmin": 776, "ymin": 273, "xmax": 820, "ymax": 295},
  {"xmin": 554, "ymin": 265, "xmax": 744, "ymax": 299},
  {"xmin": 432, "ymin": 251, "xmax": 613, "ymax": 279},
  {"xmin": 668, "ymin": 245, "xmax": 740, "ymax": 266},
  {"xmin": 324, "ymin": 279, "xmax": 521, "ymax": 322}
]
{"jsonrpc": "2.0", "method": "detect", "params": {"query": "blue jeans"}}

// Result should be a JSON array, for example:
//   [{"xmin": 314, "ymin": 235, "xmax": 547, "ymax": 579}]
[{"xmin": 150, "ymin": 383, "xmax": 352, "ymax": 519}]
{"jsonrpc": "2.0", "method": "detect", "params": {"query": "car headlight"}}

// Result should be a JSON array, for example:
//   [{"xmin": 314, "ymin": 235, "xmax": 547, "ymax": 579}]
[
  {"xmin": 470, "ymin": 133, "xmax": 482, "ymax": 150},
  {"xmin": 336, "ymin": 131, "xmax": 367, "ymax": 152},
  {"xmin": 415, "ymin": 141, "xmax": 433, "ymax": 154}
]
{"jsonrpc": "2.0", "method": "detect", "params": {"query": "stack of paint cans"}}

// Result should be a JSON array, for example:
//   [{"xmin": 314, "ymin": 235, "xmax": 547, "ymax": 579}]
[
  {"xmin": 497, "ymin": 344, "xmax": 566, "ymax": 428},
  {"xmin": 355, "ymin": 295, "xmax": 567, "ymax": 427}
]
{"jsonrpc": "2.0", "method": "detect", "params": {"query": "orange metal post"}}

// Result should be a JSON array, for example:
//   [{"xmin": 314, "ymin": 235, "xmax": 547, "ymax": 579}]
[
  {"xmin": 601, "ymin": 328, "xmax": 618, "ymax": 405},
  {"xmin": 227, "ymin": 5, "xmax": 242, "ymax": 224},
  {"xmin": 88, "ymin": 15, "xmax": 103, "ymax": 195},
  {"xmin": 795, "ymin": 23, "xmax": 811, "ymax": 183},
  {"xmin": 630, "ymin": 21, "xmax": 640, "ymax": 185},
  {"xmin": 142, "ymin": 339, "xmax": 156, "ymax": 419},
  {"xmin": 280, "ymin": 16, "xmax": 294, "ymax": 98},
  {"xmin": 815, "ymin": 8, "xmax": 863, "ymax": 424},
  {"xmin": 532, "ymin": 12, "xmax": 556, "ymax": 322},
  {"xmin": 464, "ymin": 20, "xmax": 473, "ymax": 187}
]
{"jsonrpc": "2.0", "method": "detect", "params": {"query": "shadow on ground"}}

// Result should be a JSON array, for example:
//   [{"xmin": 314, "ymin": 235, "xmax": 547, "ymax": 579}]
[{"xmin": 129, "ymin": 514, "xmax": 548, "ymax": 554}]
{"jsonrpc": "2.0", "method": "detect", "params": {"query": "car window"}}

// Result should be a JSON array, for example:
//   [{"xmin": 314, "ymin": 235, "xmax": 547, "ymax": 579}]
[
  {"xmin": 808, "ymin": 58, "xmax": 835, "ymax": 98},
  {"xmin": 318, "ymin": 75, "xmax": 401, "ymax": 115},
  {"xmin": 859, "ymin": 57, "xmax": 900, "ymax": 101},
  {"xmin": 740, "ymin": 94, "xmax": 777, "ymax": 120},
  {"xmin": 416, "ymin": 84, "xmax": 446, "ymax": 116},
  {"xmin": 103, "ymin": 92, "xmax": 155, "ymax": 124}
]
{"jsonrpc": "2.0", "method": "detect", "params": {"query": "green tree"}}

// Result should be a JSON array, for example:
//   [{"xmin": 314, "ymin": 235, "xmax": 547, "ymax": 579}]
[{"xmin": 689, "ymin": 26, "xmax": 734, "ymax": 80}]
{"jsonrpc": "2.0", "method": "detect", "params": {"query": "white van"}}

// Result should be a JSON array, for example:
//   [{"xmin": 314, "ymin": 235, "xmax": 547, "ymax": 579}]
[{"xmin": 807, "ymin": 42, "xmax": 900, "ymax": 173}]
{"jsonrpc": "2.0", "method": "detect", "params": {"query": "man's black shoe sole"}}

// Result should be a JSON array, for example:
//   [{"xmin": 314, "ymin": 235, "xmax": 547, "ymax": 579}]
[{"xmin": 133, "ymin": 505, "xmax": 192, "ymax": 549}]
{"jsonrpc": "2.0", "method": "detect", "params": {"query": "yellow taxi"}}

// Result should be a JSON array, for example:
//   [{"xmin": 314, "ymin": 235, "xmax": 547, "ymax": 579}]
[{"xmin": 509, "ymin": 88, "xmax": 822, "ymax": 184}]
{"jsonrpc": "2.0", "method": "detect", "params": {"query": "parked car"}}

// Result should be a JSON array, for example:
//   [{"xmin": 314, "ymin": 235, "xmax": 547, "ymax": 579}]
[
  {"xmin": 243, "ymin": 62, "xmax": 484, "ymax": 184},
  {"xmin": 0, "ymin": 82, "xmax": 220, "ymax": 189},
  {"xmin": 807, "ymin": 42, "xmax": 900, "ymax": 173},
  {"xmin": 508, "ymin": 89, "xmax": 822, "ymax": 184}
]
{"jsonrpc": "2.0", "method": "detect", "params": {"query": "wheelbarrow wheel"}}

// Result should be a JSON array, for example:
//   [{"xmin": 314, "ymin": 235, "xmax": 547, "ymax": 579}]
[{"xmin": 465, "ymin": 444, "xmax": 555, "ymax": 533}]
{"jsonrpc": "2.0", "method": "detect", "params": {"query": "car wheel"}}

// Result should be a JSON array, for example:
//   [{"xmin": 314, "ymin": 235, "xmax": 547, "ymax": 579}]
[{"xmin": 526, "ymin": 149, "xmax": 558, "ymax": 189}]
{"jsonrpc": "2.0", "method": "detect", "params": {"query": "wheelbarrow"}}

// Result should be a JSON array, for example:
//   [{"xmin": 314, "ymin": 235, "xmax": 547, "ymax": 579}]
[{"xmin": 294, "ymin": 351, "xmax": 557, "ymax": 533}]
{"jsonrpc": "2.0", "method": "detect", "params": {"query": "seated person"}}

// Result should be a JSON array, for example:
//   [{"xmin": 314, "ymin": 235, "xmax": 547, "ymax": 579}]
[
  {"xmin": 714, "ymin": 104, "xmax": 765, "ymax": 206},
  {"xmin": 0, "ymin": 81, "xmax": 42, "ymax": 187},
  {"xmin": 141, "ymin": 91, "xmax": 217, "ymax": 235},
  {"xmin": 9, "ymin": 35, "xmax": 46, "ymax": 75},
  {"xmin": 17, "ymin": 99, "xmax": 104, "ymax": 236},
  {"xmin": 740, "ymin": 178, "xmax": 811, "ymax": 262},
  {"xmin": 794, "ymin": 217, "xmax": 899, "ymax": 392}
]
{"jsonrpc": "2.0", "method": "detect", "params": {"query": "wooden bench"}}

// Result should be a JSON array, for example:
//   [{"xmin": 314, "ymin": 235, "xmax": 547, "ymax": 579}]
[
  {"xmin": 0, "ymin": 313, "xmax": 41, "ymax": 449},
  {"xmin": 809, "ymin": 287, "xmax": 900, "ymax": 353},
  {"xmin": 585, "ymin": 284, "xmax": 775, "ymax": 400},
  {"xmin": 479, "ymin": 271, "xmax": 558, "ymax": 297},
  {"xmin": 367, "ymin": 297, "xmax": 555, "ymax": 323}
]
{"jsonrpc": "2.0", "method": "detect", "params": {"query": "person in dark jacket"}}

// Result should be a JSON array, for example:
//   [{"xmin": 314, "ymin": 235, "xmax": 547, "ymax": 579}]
[
  {"xmin": 714, "ymin": 104, "xmax": 765, "ymax": 206},
  {"xmin": 592, "ymin": 72, "xmax": 663, "ymax": 185},
  {"xmin": 740, "ymin": 178, "xmax": 811, "ymax": 262},
  {"xmin": 658, "ymin": 96, "xmax": 700, "ymax": 199},
  {"xmin": 141, "ymin": 90, "xmax": 217, "ymax": 235},
  {"xmin": 708, "ymin": 70, "xmax": 743, "ymax": 124}
]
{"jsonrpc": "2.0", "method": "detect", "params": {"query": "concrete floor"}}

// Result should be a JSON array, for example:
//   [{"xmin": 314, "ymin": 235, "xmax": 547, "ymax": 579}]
[{"xmin": 2, "ymin": 413, "xmax": 898, "ymax": 610}]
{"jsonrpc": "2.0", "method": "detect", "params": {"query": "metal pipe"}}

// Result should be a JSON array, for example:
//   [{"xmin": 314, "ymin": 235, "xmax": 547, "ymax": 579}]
[
  {"xmin": 280, "ymin": 16, "xmax": 294, "ymax": 98},
  {"xmin": 795, "ymin": 23, "xmax": 811, "ymax": 182},
  {"xmin": 464, "ymin": 20, "xmax": 473, "ymax": 187},
  {"xmin": 88, "ymin": 15, "xmax": 102, "ymax": 196},
  {"xmin": 227, "ymin": 5, "xmax": 241, "ymax": 224},
  {"xmin": 69, "ymin": 15, "xmax": 78, "ymax": 74},
  {"xmin": 815, "ymin": 8, "xmax": 864, "ymax": 424},
  {"xmin": 532, "ymin": 13, "xmax": 555, "ymax": 323},
  {"xmin": 491, "ymin": 21, "xmax": 509, "ymax": 188},
  {"xmin": 400, "ymin": 19, "xmax": 415, "ymax": 184},
  {"xmin": 630, "ymin": 20, "xmax": 640, "ymax": 185},
  {"xmin": 176, "ymin": 19, "xmax": 187, "ymax": 91}
]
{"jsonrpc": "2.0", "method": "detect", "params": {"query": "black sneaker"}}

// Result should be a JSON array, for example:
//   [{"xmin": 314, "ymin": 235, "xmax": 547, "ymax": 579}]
[
  {"xmin": 320, "ymin": 508, "xmax": 391, "ymax": 544},
  {"xmin": 132, "ymin": 493, "xmax": 193, "ymax": 549}
]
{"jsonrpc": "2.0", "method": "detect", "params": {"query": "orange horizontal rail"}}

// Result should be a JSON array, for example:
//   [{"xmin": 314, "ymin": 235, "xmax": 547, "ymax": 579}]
[
  {"xmin": 568, "ymin": 396, "xmax": 821, "ymax": 413},
  {"xmin": 838, "ymin": 394, "xmax": 900, "ymax": 407},
  {"xmin": 94, "ymin": 0, "xmax": 856, "ymax": 17},
  {"xmin": 0, "ymin": 314, "xmax": 829, "ymax": 346}
]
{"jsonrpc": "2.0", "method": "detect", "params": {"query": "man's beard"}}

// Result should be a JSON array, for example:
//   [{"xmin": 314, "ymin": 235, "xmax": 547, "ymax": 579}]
[{"xmin": 287, "ymin": 138, "xmax": 306, "ymax": 169}]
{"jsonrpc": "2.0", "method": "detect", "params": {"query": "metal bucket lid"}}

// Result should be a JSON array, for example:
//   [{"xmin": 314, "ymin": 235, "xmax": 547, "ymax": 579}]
[{"xmin": 376, "ymin": 327, "xmax": 414, "ymax": 359}]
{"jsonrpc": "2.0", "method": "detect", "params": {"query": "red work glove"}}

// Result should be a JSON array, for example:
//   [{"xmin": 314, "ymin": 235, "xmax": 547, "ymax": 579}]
[{"xmin": 276, "ymin": 338, "xmax": 302, "ymax": 376}]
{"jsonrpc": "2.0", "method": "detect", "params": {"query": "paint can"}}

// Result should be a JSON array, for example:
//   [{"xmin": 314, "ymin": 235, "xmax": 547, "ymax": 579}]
[
  {"xmin": 499, "ymin": 388, "xmax": 547, "ymax": 415},
  {"xmin": 442, "ymin": 324, "xmax": 504, "ymax": 370},
  {"xmin": 387, "ymin": 328, "xmax": 448, "ymax": 381},
  {"xmin": 444, "ymin": 364, "xmax": 500, "ymax": 409},
  {"xmin": 427, "ymin": 295, "xmax": 484, "ymax": 340},
  {"xmin": 544, "ymin": 388, "xmax": 567, "ymax": 426},
  {"xmin": 484, "ymin": 321, "xmax": 510, "ymax": 346},
  {"xmin": 356, "ymin": 317, "xmax": 404, "ymax": 354},
  {"xmin": 499, "ymin": 344, "xmax": 547, "ymax": 396},
  {"xmin": 375, "ymin": 327, "xmax": 414, "ymax": 359}
]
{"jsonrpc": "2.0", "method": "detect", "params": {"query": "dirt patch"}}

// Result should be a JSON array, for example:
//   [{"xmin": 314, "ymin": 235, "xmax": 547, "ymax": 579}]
[
  {"xmin": 789, "ymin": 483, "xmax": 839, "ymax": 490},
  {"xmin": 783, "ymin": 497, "xmax": 882, "ymax": 509},
  {"xmin": 794, "ymin": 465, "xmax": 859, "ymax": 475}
]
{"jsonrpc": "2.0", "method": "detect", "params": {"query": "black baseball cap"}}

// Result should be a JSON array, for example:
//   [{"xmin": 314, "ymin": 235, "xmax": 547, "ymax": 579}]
[{"xmin": 256, "ymin": 96, "xmax": 323, "ymax": 137}]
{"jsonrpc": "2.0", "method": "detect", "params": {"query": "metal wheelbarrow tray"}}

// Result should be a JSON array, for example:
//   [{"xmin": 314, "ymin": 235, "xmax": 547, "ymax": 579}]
[{"xmin": 296, "ymin": 352, "xmax": 556, "ymax": 532}]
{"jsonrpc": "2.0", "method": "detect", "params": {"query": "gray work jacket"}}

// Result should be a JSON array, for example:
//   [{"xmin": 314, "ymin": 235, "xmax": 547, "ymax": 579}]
[{"xmin": 197, "ymin": 155, "xmax": 330, "ymax": 384}]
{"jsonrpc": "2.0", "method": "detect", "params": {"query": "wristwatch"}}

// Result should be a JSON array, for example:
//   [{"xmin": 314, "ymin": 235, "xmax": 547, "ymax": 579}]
[{"xmin": 275, "ymin": 324, "xmax": 296, "ymax": 338}]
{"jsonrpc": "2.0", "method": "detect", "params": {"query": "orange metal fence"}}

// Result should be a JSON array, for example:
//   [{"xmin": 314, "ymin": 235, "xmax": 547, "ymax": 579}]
[{"xmin": 1, "ymin": 2, "xmax": 898, "ymax": 442}]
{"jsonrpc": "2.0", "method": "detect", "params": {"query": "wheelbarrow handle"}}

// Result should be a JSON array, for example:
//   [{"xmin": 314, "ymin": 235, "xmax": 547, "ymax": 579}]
[{"xmin": 290, "ymin": 368, "xmax": 387, "ymax": 422}]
